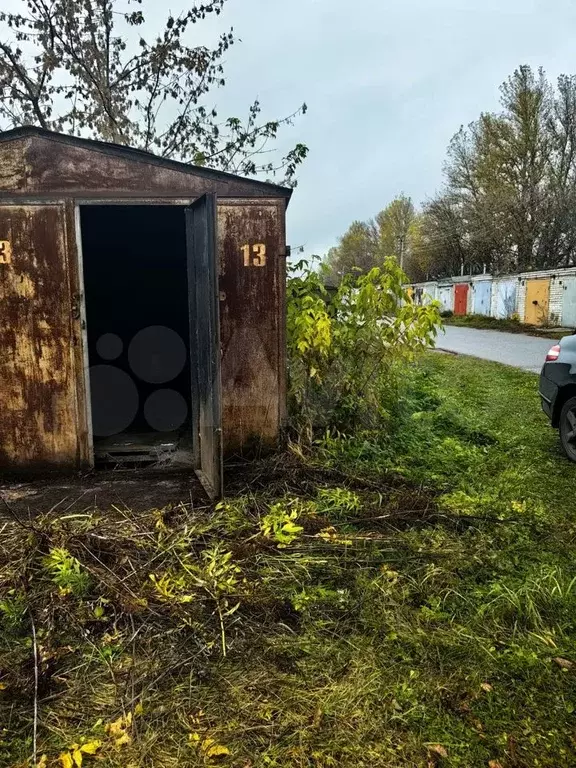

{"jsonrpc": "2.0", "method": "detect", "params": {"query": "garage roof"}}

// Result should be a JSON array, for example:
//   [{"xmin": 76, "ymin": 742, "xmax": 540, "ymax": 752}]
[{"xmin": 0, "ymin": 126, "xmax": 293, "ymax": 200}]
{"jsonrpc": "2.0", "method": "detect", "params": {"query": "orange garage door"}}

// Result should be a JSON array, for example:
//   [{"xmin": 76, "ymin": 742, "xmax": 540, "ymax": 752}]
[
  {"xmin": 454, "ymin": 283, "xmax": 469, "ymax": 316},
  {"xmin": 524, "ymin": 279, "xmax": 550, "ymax": 326}
]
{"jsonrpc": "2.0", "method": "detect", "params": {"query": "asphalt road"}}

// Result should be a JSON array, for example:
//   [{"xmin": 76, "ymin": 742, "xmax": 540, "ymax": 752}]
[{"xmin": 436, "ymin": 326, "xmax": 558, "ymax": 373}]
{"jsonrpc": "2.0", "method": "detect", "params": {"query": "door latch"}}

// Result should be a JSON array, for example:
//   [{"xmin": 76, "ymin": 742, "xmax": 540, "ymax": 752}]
[{"xmin": 71, "ymin": 293, "xmax": 82, "ymax": 320}]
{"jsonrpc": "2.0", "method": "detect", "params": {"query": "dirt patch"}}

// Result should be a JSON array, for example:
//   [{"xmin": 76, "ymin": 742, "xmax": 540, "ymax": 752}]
[{"xmin": 0, "ymin": 469, "xmax": 208, "ymax": 520}]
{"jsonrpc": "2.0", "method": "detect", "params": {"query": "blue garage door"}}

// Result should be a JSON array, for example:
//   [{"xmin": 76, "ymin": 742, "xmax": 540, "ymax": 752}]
[
  {"xmin": 495, "ymin": 279, "xmax": 517, "ymax": 319},
  {"xmin": 473, "ymin": 281, "xmax": 491, "ymax": 316},
  {"xmin": 562, "ymin": 277, "xmax": 576, "ymax": 328},
  {"xmin": 438, "ymin": 285, "xmax": 453, "ymax": 312}
]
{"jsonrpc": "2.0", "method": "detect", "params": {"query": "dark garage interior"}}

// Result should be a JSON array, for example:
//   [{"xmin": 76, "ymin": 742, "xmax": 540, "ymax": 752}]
[{"xmin": 80, "ymin": 205, "xmax": 194, "ymax": 464}]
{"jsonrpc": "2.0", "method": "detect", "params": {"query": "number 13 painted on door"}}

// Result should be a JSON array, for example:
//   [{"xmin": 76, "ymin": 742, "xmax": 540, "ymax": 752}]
[{"xmin": 241, "ymin": 243, "xmax": 267, "ymax": 268}]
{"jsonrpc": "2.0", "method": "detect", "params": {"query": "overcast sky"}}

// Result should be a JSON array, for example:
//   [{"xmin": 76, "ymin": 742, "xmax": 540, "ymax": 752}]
[
  {"xmin": 5, "ymin": 0, "xmax": 576, "ymax": 257},
  {"xmin": 195, "ymin": 0, "xmax": 576, "ymax": 258}
]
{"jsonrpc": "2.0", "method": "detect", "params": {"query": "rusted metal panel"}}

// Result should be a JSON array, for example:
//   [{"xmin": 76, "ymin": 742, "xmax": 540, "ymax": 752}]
[
  {"xmin": 0, "ymin": 137, "xmax": 29, "ymax": 192},
  {"xmin": 16, "ymin": 134, "xmax": 291, "ymax": 200},
  {"xmin": 0, "ymin": 204, "xmax": 80, "ymax": 468},
  {"xmin": 64, "ymin": 201, "xmax": 92, "ymax": 467},
  {"xmin": 218, "ymin": 199, "xmax": 286, "ymax": 454},
  {"xmin": 186, "ymin": 194, "xmax": 223, "ymax": 498}
]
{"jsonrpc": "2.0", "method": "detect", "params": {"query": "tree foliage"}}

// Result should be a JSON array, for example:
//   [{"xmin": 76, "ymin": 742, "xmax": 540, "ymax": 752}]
[
  {"xmin": 321, "ymin": 195, "xmax": 418, "ymax": 284},
  {"xmin": 287, "ymin": 257, "xmax": 440, "ymax": 440},
  {"xmin": 0, "ymin": 0, "xmax": 307, "ymax": 184},
  {"xmin": 420, "ymin": 65, "xmax": 576, "ymax": 276}
]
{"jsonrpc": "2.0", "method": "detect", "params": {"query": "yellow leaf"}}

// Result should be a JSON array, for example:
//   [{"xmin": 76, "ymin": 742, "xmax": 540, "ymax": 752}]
[
  {"xmin": 80, "ymin": 740, "xmax": 102, "ymax": 755},
  {"xmin": 106, "ymin": 716, "xmax": 123, "ymax": 738},
  {"xmin": 0, "ymin": 682, "xmax": 7, "ymax": 690},
  {"xmin": 201, "ymin": 737, "xmax": 230, "ymax": 758},
  {"xmin": 59, "ymin": 752, "xmax": 74, "ymax": 768},
  {"xmin": 36, "ymin": 756, "xmax": 48, "ymax": 768},
  {"xmin": 134, "ymin": 702, "xmax": 144, "ymax": 717},
  {"xmin": 201, "ymin": 737, "xmax": 215, "ymax": 752},
  {"xmin": 115, "ymin": 732, "xmax": 132, "ymax": 748},
  {"xmin": 106, "ymin": 712, "xmax": 132, "ymax": 738},
  {"xmin": 189, "ymin": 732, "xmax": 201, "ymax": 745},
  {"xmin": 72, "ymin": 748, "xmax": 83, "ymax": 767},
  {"xmin": 206, "ymin": 744, "xmax": 230, "ymax": 758}
]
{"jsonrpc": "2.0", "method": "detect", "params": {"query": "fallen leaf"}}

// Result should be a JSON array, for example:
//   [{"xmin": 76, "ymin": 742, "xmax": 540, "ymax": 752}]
[
  {"xmin": 59, "ymin": 753, "xmax": 73, "ymax": 768},
  {"xmin": 488, "ymin": 761, "xmax": 504, "ymax": 768},
  {"xmin": 36, "ymin": 757, "xmax": 48, "ymax": 768},
  {"xmin": 105, "ymin": 712, "xmax": 133, "ymax": 746},
  {"xmin": 201, "ymin": 737, "xmax": 230, "ymax": 758},
  {"xmin": 480, "ymin": 682, "xmax": 493, "ymax": 692},
  {"xmin": 80, "ymin": 740, "xmax": 102, "ymax": 755},
  {"xmin": 205, "ymin": 744, "xmax": 230, "ymax": 758},
  {"xmin": 428, "ymin": 744, "xmax": 448, "ymax": 759},
  {"xmin": 553, "ymin": 657, "xmax": 573, "ymax": 671},
  {"xmin": 114, "ymin": 732, "xmax": 132, "ymax": 748},
  {"xmin": 72, "ymin": 749, "xmax": 83, "ymax": 768}
]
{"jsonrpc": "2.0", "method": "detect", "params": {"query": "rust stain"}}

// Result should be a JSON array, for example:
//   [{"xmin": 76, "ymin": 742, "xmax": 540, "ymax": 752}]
[
  {"xmin": 217, "ymin": 200, "xmax": 286, "ymax": 454},
  {"xmin": 25, "ymin": 136, "xmax": 284, "ymax": 200},
  {"xmin": 0, "ymin": 204, "xmax": 79, "ymax": 469},
  {"xmin": 0, "ymin": 137, "xmax": 29, "ymax": 192},
  {"xmin": 0, "ymin": 130, "xmax": 290, "ymax": 470}
]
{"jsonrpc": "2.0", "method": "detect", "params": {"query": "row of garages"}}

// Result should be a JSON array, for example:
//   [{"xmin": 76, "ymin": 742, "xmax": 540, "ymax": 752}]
[{"xmin": 408, "ymin": 267, "xmax": 576, "ymax": 327}]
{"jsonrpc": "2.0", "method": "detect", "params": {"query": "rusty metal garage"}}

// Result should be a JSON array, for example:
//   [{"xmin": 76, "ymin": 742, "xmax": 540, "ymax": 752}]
[{"xmin": 0, "ymin": 127, "xmax": 291, "ymax": 497}]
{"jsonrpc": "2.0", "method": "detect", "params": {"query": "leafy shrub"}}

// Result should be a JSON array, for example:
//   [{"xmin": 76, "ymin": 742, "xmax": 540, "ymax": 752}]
[
  {"xmin": 287, "ymin": 258, "xmax": 441, "ymax": 439},
  {"xmin": 260, "ymin": 501, "xmax": 305, "ymax": 547},
  {"xmin": 43, "ymin": 547, "xmax": 90, "ymax": 597}
]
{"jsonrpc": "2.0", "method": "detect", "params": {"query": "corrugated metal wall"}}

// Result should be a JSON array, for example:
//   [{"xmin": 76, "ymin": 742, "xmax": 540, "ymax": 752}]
[{"xmin": 408, "ymin": 267, "xmax": 576, "ymax": 326}]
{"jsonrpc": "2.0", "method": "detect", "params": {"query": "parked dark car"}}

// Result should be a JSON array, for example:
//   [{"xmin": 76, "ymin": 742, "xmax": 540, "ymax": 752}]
[{"xmin": 540, "ymin": 334, "xmax": 576, "ymax": 461}]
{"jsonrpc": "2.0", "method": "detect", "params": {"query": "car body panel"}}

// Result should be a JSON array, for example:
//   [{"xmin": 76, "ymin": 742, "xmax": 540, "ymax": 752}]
[{"xmin": 539, "ymin": 334, "xmax": 576, "ymax": 426}]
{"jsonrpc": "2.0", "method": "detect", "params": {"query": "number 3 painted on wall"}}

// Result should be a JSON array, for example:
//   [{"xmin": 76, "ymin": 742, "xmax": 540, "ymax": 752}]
[
  {"xmin": 241, "ymin": 243, "xmax": 267, "ymax": 268},
  {"xmin": 0, "ymin": 240, "xmax": 12, "ymax": 265}
]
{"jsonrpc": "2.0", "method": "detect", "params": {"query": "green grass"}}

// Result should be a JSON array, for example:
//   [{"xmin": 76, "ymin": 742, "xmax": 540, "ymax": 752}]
[
  {"xmin": 444, "ymin": 313, "xmax": 574, "ymax": 339},
  {"xmin": 2, "ymin": 355, "xmax": 576, "ymax": 767}
]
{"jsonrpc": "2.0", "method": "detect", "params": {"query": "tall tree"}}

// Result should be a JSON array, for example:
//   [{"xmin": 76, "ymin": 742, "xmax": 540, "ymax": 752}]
[
  {"xmin": 408, "ymin": 198, "xmax": 468, "ymax": 281},
  {"xmin": 322, "ymin": 221, "xmax": 378, "ymax": 284},
  {"xmin": 423, "ymin": 65, "xmax": 576, "ymax": 275},
  {"xmin": 0, "ymin": 0, "xmax": 307, "ymax": 184},
  {"xmin": 322, "ymin": 196, "xmax": 418, "ymax": 283},
  {"xmin": 375, "ymin": 194, "xmax": 415, "ymax": 269}
]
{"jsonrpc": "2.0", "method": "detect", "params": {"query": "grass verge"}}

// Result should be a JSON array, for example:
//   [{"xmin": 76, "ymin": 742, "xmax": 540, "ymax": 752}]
[
  {"xmin": 444, "ymin": 313, "xmax": 573, "ymax": 340},
  {"xmin": 2, "ymin": 355, "xmax": 576, "ymax": 767}
]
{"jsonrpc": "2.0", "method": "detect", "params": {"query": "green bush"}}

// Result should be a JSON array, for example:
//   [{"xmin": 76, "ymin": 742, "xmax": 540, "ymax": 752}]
[{"xmin": 287, "ymin": 258, "xmax": 441, "ymax": 440}]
